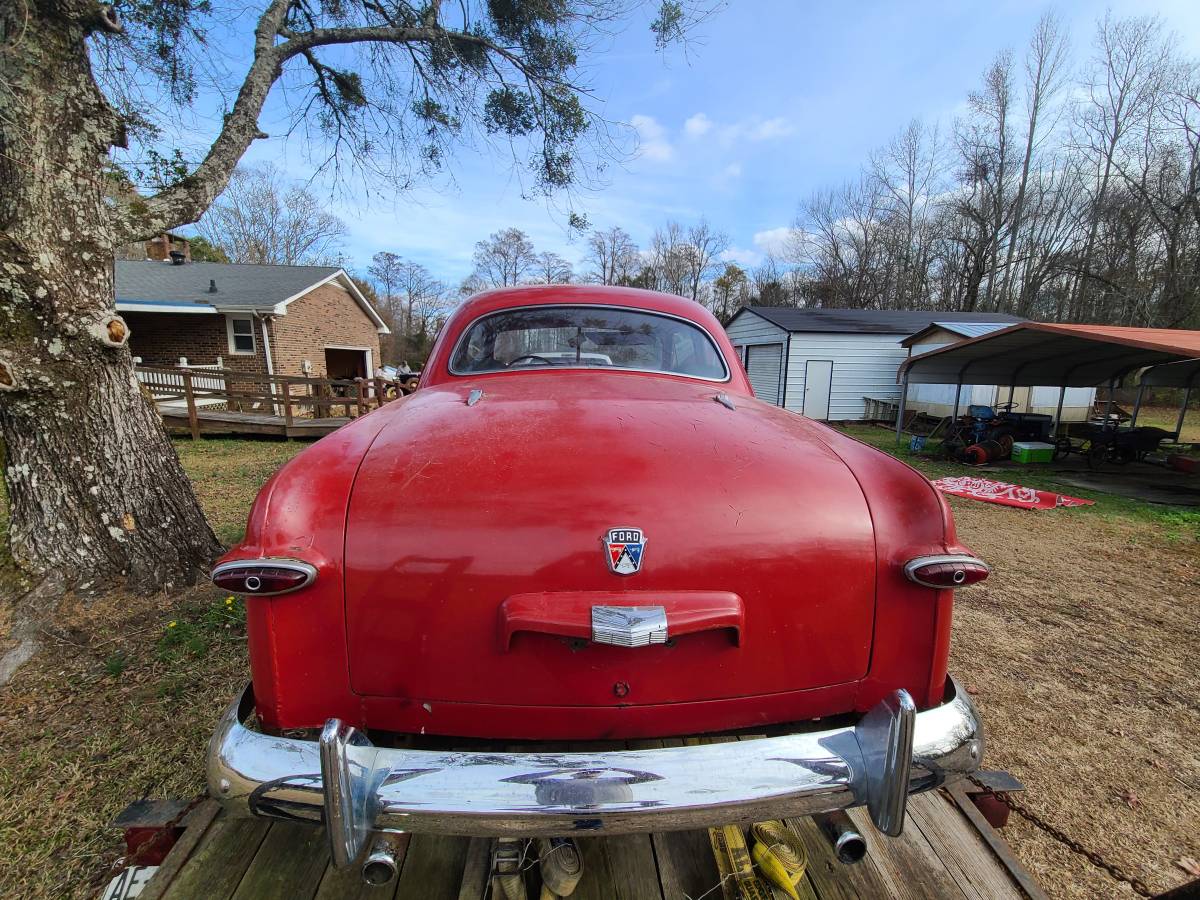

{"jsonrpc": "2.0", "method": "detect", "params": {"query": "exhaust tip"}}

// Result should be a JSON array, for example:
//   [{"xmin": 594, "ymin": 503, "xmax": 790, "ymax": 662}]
[
  {"xmin": 361, "ymin": 844, "xmax": 398, "ymax": 885},
  {"xmin": 814, "ymin": 810, "xmax": 867, "ymax": 865},
  {"xmin": 834, "ymin": 831, "xmax": 867, "ymax": 864}
]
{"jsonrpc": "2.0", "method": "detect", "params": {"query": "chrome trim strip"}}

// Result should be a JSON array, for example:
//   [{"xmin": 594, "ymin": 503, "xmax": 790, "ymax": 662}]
[
  {"xmin": 207, "ymin": 681, "xmax": 983, "ymax": 867},
  {"xmin": 446, "ymin": 304, "xmax": 733, "ymax": 383},
  {"xmin": 211, "ymin": 558, "xmax": 318, "ymax": 597},
  {"xmin": 903, "ymin": 554, "xmax": 990, "ymax": 589}
]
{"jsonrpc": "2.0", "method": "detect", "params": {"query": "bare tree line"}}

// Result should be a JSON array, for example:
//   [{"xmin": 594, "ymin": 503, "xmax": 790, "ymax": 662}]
[
  {"xmin": 787, "ymin": 12, "xmax": 1200, "ymax": 328},
  {"xmin": 461, "ymin": 218, "xmax": 731, "ymax": 306},
  {"xmin": 197, "ymin": 164, "xmax": 348, "ymax": 266},
  {"xmin": 367, "ymin": 252, "xmax": 454, "ymax": 366}
]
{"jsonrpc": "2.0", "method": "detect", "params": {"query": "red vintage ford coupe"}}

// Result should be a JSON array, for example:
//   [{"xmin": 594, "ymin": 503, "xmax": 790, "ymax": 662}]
[{"xmin": 207, "ymin": 285, "xmax": 987, "ymax": 876}]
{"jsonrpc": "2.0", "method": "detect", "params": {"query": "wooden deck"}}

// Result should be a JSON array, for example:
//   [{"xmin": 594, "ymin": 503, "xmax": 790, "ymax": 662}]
[
  {"xmin": 159, "ymin": 408, "xmax": 353, "ymax": 439},
  {"xmin": 140, "ymin": 785, "xmax": 1044, "ymax": 900},
  {"xmin": 137, "ymin": 365, "xmax": 406, "ymax": 439}
]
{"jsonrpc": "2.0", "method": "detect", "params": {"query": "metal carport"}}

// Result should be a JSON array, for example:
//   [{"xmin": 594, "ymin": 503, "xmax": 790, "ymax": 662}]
[{"xmin": 895, "ymin": 323, "xmax": 1200, "ymax": 439}]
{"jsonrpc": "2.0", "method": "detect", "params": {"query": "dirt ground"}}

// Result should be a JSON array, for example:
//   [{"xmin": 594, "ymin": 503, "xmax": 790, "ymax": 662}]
[
  {"xmin": 0, "ymin": 436, "xmax": 1197, "ymax": 898},
  {"xmin": 946, "ymin": 497, "xmax": 1200, "ymax": 897}
]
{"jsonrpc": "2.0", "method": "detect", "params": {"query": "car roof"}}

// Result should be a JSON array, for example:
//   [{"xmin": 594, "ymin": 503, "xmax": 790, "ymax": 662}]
[{"xmin": 452, "ymin": 284, "xmax": 718, "ymax": 324}]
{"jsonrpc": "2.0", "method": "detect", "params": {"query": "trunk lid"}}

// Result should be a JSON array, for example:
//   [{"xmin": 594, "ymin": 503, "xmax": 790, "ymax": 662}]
[{"xmin": 343, "ymin": 373, "xmax": 876, "ymax": 707}]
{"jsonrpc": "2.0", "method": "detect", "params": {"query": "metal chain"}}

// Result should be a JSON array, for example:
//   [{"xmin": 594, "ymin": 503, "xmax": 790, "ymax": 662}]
[{"xmin": 966, "ymin": 775, "xmax": 1153, "ymax": 898}]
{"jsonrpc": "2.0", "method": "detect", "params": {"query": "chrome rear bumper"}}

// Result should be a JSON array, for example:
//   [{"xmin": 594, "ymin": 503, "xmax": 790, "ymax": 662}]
[{"xmin": 207, "ymin": 681, "xmax": 982, "ymax": 869}]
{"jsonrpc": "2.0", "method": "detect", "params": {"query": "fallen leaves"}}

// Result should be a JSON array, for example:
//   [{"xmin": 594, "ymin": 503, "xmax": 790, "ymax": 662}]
[
  {"xmin": 1115, "ymin": 789, "xmax": 1140, "ymax": 810},
  {"xmin": 1176, "ymin": 856, "xmax": 1200, "ymax": 877}
]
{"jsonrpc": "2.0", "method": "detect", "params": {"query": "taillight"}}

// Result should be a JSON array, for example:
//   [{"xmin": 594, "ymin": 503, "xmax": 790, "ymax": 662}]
[
  {"xmin": 211, "ymin": 559, "xmax": 317, "ymax": 596},
  {"xmin": 904, "ymin": 555, "xmax": 990, "ymax": 589}
]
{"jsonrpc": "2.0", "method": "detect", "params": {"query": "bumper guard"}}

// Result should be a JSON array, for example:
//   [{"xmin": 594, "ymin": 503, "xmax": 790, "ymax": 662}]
[{"xmin": 208, "ymin": 681, "xmax": 982, "ymax": 869}]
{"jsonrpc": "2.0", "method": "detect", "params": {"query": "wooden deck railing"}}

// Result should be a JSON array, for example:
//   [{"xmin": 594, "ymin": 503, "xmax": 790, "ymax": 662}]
[{"xmin": 136, "ymin": 366, "xmax": 406, "ymax": 439}]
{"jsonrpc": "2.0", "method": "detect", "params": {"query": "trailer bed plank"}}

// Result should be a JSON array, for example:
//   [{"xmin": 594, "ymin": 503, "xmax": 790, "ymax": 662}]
[
  {"xmin": 393, "ymin": 834, "xmax": 472, "ymax": 900},
  {"xmin": 142, "ymin": 775, "xmax": 1040, "ymax": 900},
  {"xmin": 158, "ymin": 816, "xmax": 269, "ymax": 900},
  {"xmin": 846, "ymin": 804, "xmax": 968, "ymax": 900},
  {"xmin": 908, "ymin": 790, "xmax": 1025, "ymax": 900},
  {"xmin": 230, "ymin": 821, "xmax": 329, "ymax": 900}
]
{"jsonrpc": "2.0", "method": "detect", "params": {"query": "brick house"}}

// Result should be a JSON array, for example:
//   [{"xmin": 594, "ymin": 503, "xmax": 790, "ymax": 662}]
[{"xmin": 117, "ymin": 257, "xmax": 389, "ymax": 382}]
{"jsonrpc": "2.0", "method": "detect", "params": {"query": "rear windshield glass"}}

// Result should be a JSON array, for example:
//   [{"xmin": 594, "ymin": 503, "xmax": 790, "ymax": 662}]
[{"xmin": 449, "ymin": 306, "xmax": 729, "ymax": 380}]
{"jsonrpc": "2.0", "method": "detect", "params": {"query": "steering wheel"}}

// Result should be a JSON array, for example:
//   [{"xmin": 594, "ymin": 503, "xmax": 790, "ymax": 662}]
[{"xmin": 506, "ymin": 354, "xmax": 555, "ymax": 367}]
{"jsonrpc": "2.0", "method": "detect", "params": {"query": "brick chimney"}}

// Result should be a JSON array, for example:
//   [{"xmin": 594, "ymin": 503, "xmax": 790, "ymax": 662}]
[{"xmin": 145, "ymin": 233, "xmax": 192, "ymax": 262}]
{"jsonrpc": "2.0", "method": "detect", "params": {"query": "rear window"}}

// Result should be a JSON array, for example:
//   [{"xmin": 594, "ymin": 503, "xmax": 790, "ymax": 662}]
[{"xmin": 449, "ymin": 306, "xmax": 729, "ymax": 380}]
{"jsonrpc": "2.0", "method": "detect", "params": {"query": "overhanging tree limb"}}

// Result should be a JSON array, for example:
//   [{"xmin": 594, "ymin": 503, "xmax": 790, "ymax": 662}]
[{"xmin": 114, "ymin": 10, "xmax": 583, "ymax": 243}]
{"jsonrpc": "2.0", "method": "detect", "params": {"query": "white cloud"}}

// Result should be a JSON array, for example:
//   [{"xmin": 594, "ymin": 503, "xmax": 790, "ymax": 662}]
[
  {"xmin": 711, "ymin": 117, "xmax": 797, "ymax": 147},
  {"xmin": 631, "ymin": 114, "xmax": 674, "ymax": 162},
  {"xmin": 721, "ymin": 246, "xmax": 762, "ymax": 267},
  {"xmin": 753, "ymin": 226, "xmax": 794, "ymax": 257},
  {"xmin": 722, "ymin": 162, "xmax": 743, "ymax": 179},
  {"xmin": 684, "ymin": 113, "xmax": 714, "ymax": 137},
  {"xmin": 747, "ymin": 117, "xmax": 796, "ymax": 141}
]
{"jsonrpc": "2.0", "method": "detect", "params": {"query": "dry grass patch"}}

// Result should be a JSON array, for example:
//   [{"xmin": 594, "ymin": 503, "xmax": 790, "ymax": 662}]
[
  {"xmin": 947, "ymin": 498, "xmax": 1200, "ymax": 897},
  {"xmin": 0, "ymin": 586, "xmax": 249, "ymax": 899},
  {"xmin": 0, "ymin": 437, "xmax": 306, "ymax": 900}
]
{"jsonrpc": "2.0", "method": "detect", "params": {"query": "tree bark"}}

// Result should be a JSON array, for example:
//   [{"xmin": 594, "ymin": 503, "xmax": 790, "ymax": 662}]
[{"xmin": 0, "ymin": 4, "xmax": 221, "ymax": 591}]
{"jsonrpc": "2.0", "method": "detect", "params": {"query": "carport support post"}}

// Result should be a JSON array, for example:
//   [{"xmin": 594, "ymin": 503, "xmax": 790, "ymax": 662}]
[
  {"xmin": 1176, "ymin": 387, "xmax": 1192, "ymax": 439},
  {"xmin": 1105, "ymin": 377, "xmax": 1117, "ymax": 423},
  {"xmin": 951, "ymin": 381, "xmax": 963, "ymax": 423},
  {"xmin": 1131, "ymin": 384, "xmax": 1145, "ymax": 427},
  {"xmin": 1007, "ymin": 383, "xmax": 1016, "ymax": 408},
  {"xmin": 895, "ymin": 371, "xmax": 909, "ymax": 442},
  {"xmin": 1053, "ymin": 386, "xmax": 1066, "ymax": 437}
]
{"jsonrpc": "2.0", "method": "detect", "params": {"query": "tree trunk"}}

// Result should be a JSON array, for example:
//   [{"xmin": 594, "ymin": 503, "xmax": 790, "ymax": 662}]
[{"xmin": 0, "ymin": 5, "xmax": 221, "ymax": 592}]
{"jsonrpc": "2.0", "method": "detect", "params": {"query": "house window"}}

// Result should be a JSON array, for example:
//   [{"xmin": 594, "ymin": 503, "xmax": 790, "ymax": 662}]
[{"xmin": 226, "ymin": 315, "xmax": 256, "ymax": 355}]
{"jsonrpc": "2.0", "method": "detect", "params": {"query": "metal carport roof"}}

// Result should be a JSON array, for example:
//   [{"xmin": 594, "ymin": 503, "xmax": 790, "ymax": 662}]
[
  {"xmin": 898, "ymin": 322, "xmax": 1200, "ymax": 387},
  {"xmin": 1141, "ymin": 356, "xmax": 1200, "ymax": 387}
]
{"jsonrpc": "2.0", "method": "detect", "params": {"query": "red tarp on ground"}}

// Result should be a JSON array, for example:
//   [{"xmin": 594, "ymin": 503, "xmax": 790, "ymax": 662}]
[{"xmin": 932, "ymin": 476, "xmax": 1094, "ymax": 510}]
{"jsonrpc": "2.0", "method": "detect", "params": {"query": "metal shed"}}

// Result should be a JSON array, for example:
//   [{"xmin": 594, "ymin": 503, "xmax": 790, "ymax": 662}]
[
  {"xmin": 896, "ymin": 322, "xmax": 1200, "ymax": 438},
  {"xmin": 723, "ymin": 307, "xmax": 1021, "ymax": 420}
]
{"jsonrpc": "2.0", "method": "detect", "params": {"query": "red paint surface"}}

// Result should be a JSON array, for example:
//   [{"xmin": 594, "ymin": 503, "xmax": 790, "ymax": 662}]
[{"xmin": 220, "ymin": 285, "xmax": 976, "ymax": 739}]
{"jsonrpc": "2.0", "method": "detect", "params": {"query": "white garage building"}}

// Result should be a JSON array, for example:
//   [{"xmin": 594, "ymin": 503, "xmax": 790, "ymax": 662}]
[{"xmin": 723, "ymin": 307, "xmax": 1027, "ymax": 421}]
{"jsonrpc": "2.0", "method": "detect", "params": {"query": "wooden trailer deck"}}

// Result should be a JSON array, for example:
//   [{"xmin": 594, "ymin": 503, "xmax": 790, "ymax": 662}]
[{"xmin": 138, "ymin": 784, "xmax": 1043, "ymax": 900}]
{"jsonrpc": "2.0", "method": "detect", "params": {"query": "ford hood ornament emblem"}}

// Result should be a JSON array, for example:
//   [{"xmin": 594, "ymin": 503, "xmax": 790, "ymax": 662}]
[{"xmin": 603, "ymin": 527, "xmax": 645, "ymax": 575}]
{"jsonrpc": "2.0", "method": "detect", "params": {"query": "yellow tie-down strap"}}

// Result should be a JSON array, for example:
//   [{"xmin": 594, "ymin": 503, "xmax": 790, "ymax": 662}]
[{"xmin": 708, "ymin": 821, "xmax": 808, "ymax": 900}]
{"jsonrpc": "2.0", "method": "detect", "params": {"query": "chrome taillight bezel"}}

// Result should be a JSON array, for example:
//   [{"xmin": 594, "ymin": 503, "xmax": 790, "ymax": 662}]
[
  {"xmin": 211, "ymin": 558, "xmax": 318, "ymax": 596},
  {"xmin": 903, "ymin": 554, "xmax": 990, "ymax": 589}
]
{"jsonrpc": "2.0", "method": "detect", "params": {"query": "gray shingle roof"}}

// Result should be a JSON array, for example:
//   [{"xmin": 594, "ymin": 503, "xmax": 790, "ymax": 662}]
[
  {"xmin": 933, "ymin": 321, "xmax": 1018, "ymax": 338},
  {"xmin": 736, "ymin": 306, "xmax": 1024, "ymax": 334},
  {"xmin": 115, "ymin": 260, "xmax": 342, "ymax": 311}
]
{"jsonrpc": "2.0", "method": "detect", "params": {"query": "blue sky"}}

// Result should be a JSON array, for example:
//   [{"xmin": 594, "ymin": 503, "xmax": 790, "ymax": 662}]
[{"xmin": 162, "ymin": 0, "xmax": 1200, "ymax": 284}]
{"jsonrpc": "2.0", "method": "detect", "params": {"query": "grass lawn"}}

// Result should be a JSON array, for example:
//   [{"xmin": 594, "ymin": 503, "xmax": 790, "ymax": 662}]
[
  {"xmin": 0, "ymin": 431, "xmax": 1197, "ymax": 898},
  {"xmin": 840, "ymin": 424, "xmax": 1200, "ymax": 542},
  {"xmin": 0, "ymin": 437, "xmax": 308, "ymax": 900},
  {"xmin": 1133, "ymin": 404, "xmax": 1200, "ymax": 443}
]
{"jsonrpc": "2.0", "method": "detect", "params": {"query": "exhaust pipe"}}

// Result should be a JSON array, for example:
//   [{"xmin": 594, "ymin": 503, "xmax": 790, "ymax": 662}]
[
  {"xmin": 813, "ymin": 811, "xmax": 867, "ymax": 864},
  {"xmin": 361, "ymin": 840, "xmax": 398, "ymax": 885}
]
